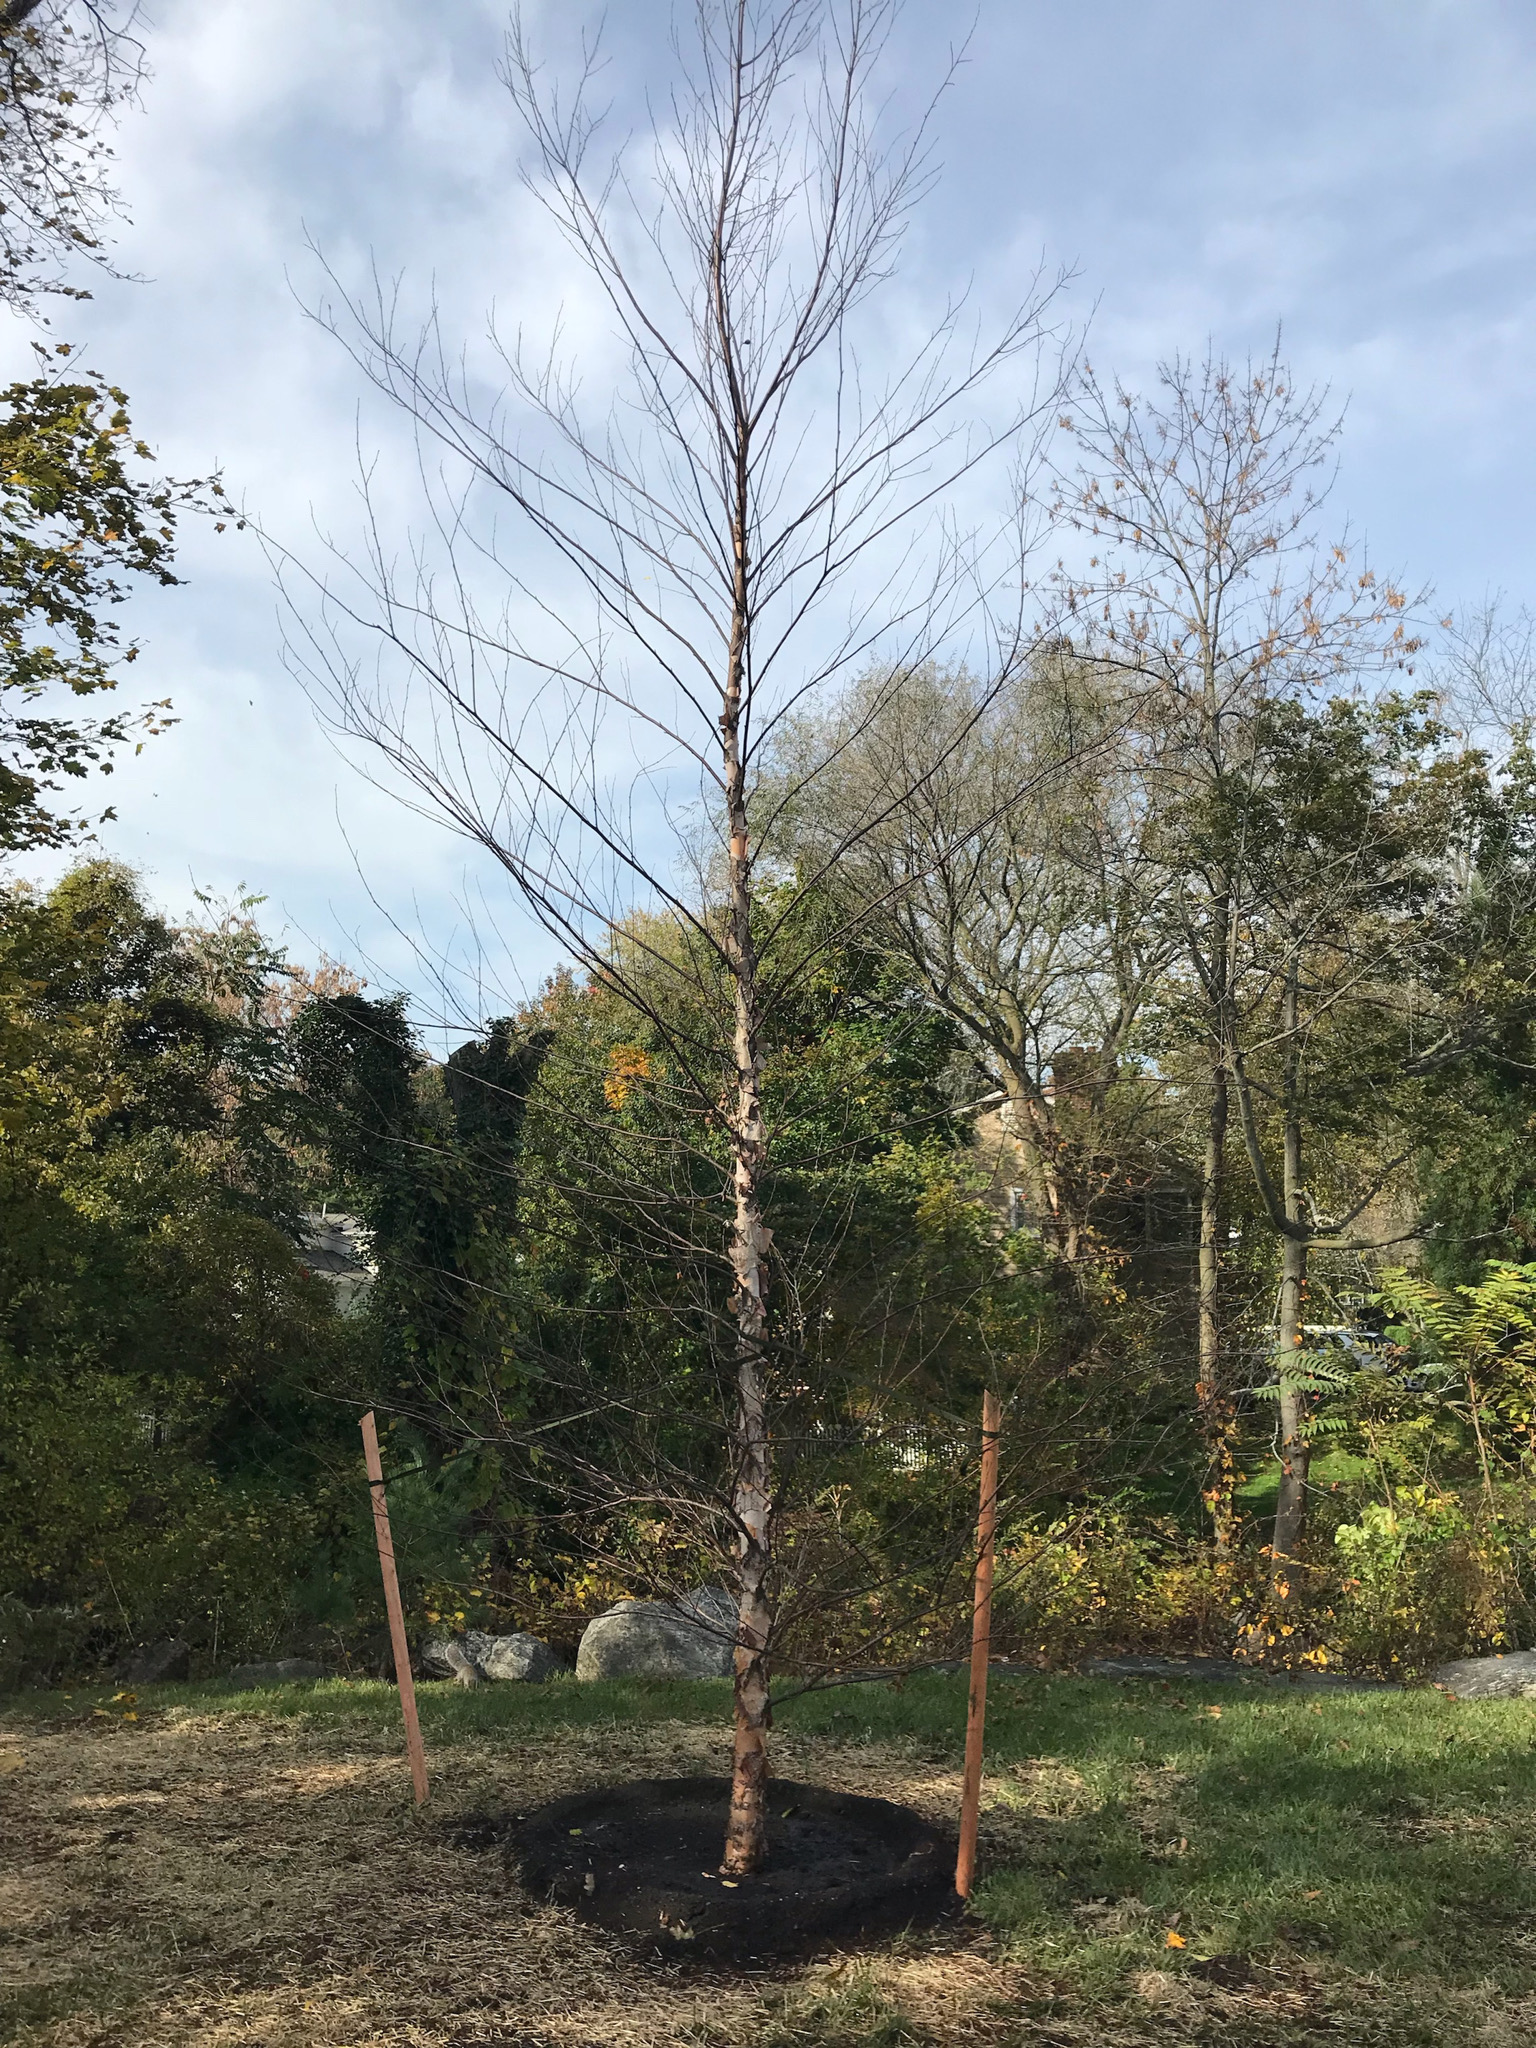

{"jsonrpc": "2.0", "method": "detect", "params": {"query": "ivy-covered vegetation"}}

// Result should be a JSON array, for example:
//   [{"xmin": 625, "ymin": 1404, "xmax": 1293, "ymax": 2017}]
[{"xmin": 6, "ymin": 743, "xmax": 1536, "ymax": 1687}]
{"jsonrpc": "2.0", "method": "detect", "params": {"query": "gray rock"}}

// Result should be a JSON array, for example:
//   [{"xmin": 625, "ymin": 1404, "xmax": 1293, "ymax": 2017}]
[
  {"xmin": 1431, "ymin": 1650, "xmax": 1536, "ymax": 1699},
  {"xmin": 576, "ymin": 1586, "xmax": 737, "ymax": 1682},
  {"xmin": 675, "ymin": 1585, "xmax": 738, "ymax": 1636},
  {"xmin": 421, "ymin": 1629, "xmax": 562, "ymax": 1684},
  {"xmin": 422, "ymin": 1634, "xmax": 482, "ymax": 1686},
  {"xmin": 224, "ymin": 1657, "xmax": 327, "ymax": 1689},
  {"xmin": 116, "ymin": 1637, "xmax": 191, "ymax": 1684},
  {"xmin": 471, "ymin": 1631, "xmax": 562, "ymax": 1682}
]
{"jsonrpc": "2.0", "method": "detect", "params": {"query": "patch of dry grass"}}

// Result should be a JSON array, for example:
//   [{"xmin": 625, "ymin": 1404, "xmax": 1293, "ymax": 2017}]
[{"xmin": 0, "ymin": 1696, "xmax": 1003, "ymax": 2048}]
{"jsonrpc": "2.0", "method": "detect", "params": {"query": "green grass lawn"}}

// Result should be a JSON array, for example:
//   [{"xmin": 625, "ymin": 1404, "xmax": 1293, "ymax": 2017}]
[
  {"xmin": 1233, "ymin": 1447, "xmax": 1377, "ymax": 1518},
  {"xmin": 7, "ymin": 1667, "xmax": 1536, "ymax": 2044}
]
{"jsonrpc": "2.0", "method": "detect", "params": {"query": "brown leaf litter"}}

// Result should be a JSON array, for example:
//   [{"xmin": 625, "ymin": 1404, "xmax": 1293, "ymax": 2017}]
[{"xmin": 0, "ymin": 1704, "xmax": 1033, "ymax": 2048}]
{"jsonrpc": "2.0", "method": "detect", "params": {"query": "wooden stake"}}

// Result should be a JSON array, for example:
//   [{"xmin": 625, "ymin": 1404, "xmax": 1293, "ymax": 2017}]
[
  {"xmin": 956, "ymin": 1388, "xmax": 1001, "ymax": 1900},
  {"xmin": 361, "ymin": 1410, "xmax": 429, "ymax": 1806}
]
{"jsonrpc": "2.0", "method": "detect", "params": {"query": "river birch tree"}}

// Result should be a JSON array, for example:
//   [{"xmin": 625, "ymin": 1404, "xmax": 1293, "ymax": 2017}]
[{"xmin": 286, "ymin": 0, "xmax": 1062, "ymax": 1874}]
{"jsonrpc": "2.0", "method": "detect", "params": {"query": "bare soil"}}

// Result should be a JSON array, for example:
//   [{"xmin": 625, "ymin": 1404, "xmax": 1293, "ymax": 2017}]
[{"xmin": 506, "ymin": 1776, "xmax": 958, "ymax": 1959}]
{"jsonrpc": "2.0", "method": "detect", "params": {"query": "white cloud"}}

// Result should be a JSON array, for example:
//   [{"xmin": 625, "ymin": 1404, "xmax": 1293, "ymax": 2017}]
[{"xmin": 8, "ymin": 0, "xmax": 1536, "ymax": 1008}]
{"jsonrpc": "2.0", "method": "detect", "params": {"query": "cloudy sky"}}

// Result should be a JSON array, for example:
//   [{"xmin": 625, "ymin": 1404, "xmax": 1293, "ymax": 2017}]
[{"xmin": 11, "ymin": 0, "xmax": 1536, "ymax": 1019}]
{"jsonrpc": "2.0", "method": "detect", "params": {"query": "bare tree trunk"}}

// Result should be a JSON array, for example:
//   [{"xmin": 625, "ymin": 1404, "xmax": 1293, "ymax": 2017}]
[
  {"xmin": 1269, "ymin": 1141, "xmax": 1308, "ymax": 1561},
  {"xmin": 1466, "ymin": 1374, "xmax": 1496, "ymax": 1504},
  {"xmin": 1004, "ymin": 1071, "xmax": 1064, "ymax": 1247},
  {"xmin": 1271, "ymin": 965, "xmax": 1309, "ymax": 1565},
  {"xmin": 722, "ymin": 981, "xmax": 775, "ymax": 1871},
  {"xmin": 997, "ymin": 1017, "xmax": 1085, "ymax": 1265},
  {"xmin": 1197, "ymin": 891, "xmax": 1236, "ymax": 1554},
  {"xmin": 719, "ymin": 475, "xmax": 774, "ymax": 1875},
  {"xmin": 1196, "ymin": 1056, "xmax": 1235, "ymax": 1552}
]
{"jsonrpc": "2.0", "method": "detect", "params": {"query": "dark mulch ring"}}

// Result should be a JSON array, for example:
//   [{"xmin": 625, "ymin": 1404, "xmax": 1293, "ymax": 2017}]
[{"xmin": 496, "ymin": 1775, "xmax": 961, "ymax": 1962}]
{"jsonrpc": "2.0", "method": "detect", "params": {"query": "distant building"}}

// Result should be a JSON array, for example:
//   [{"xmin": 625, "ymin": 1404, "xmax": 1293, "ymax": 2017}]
[{"xmin": 298, "ymin": 1210, "xmax": 375, "ymax": 1314}]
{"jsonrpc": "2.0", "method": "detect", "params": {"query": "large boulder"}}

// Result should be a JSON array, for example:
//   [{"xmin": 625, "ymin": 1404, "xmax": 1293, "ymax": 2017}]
[
  {"xmin": 116, "ymin": 1638, "xmax": 191, "ymax": 1684},
  {"xmin": 1431, "ymin": 1650, "xmax": 1536, "ymax": 1699},
  {"xmin": 576, "ymin": 1586, "xmax": 736, "ymax": 1682},
  {"xmin": 475, "ymin": 1632, "xmax": 562, "ymax": 1682},
  {"xmin": 421, "ymin": 1634, "xmax": 482, "ymax": 1686},
  {"xmin": 421, "ymin": 1630, "xmax": 562, "ymax": 1684},
  {"xmin": 225, "ymin": 1657, "xmax": 327, "ymax": 1689}
]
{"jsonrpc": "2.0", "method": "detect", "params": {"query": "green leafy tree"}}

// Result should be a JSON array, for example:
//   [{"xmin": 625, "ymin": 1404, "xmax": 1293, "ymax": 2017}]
[
  {"xmin": 1372, "ymin": 1261, "xmax": 1536, "ymax": 1492},
  {"xmin": 0, "ymin": 368, "xmax": 220, "ymax": 851},
  {"xmin": 0, "ymin": 863, "xmax": 360, "ymax": 1674},
  {"xmin": 0, "ymin": 1, "xmax": 145, "ymax": 312},
  {"xmin": 1210, "ymin": 694, "xmax": 1480, "ymax": 1563},
  {"xmin": 1411, "ymin": 730, "xmax": 1536, "ymax": 1279}
]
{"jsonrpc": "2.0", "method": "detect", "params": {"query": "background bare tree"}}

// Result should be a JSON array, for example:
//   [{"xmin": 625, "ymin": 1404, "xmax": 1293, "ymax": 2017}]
[
  {"xmin": 285, "ymin": 0, "xmax": 1064, "ymax": 1873},
  {"xmin": 762, "ymin": 652, "xmax": 1170, "ymax": 1265},
  {"xmin": 1439, "ymin": 597, "xmax": 1536, "ymax": 750},
  {"xmin": 1054, "ymin": 342, "xmax": 1424, "ymax": 1552}
]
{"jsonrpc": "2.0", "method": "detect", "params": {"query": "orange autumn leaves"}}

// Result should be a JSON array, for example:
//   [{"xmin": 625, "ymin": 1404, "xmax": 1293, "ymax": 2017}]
[{"xmin": 604, "ymin": 1043, "xmax": 656, "ymax": 1111}]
